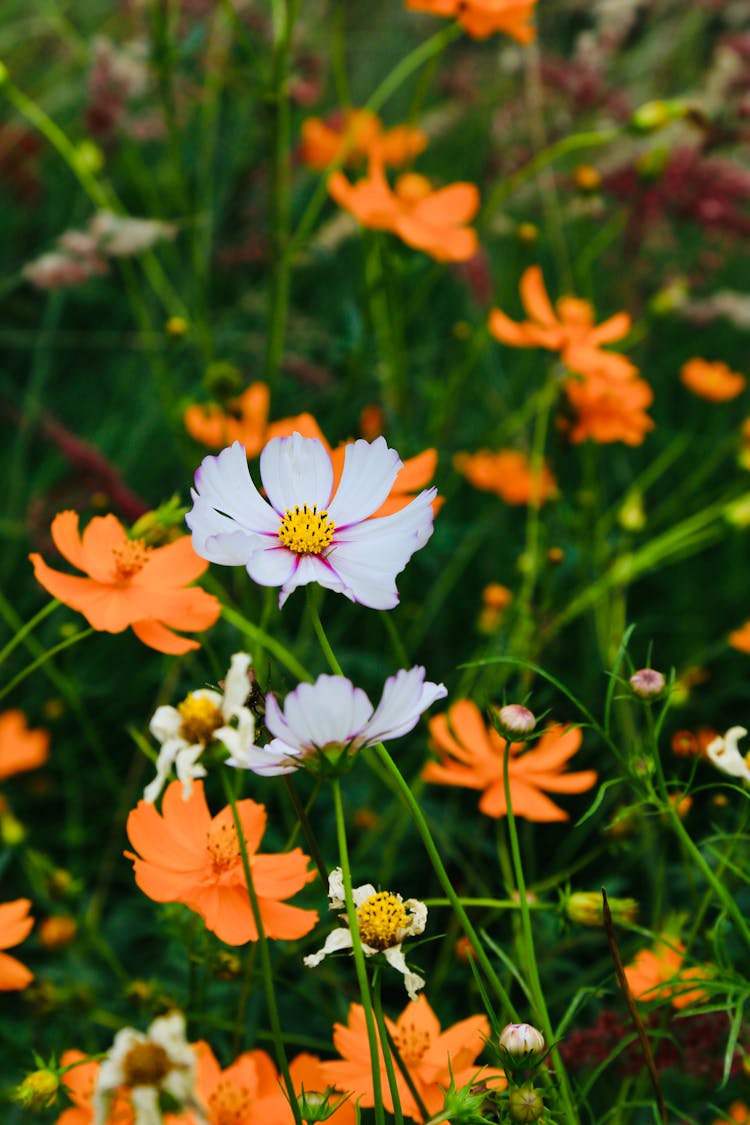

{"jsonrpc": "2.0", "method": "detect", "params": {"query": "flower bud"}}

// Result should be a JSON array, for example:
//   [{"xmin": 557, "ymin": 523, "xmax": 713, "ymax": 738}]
[
  {"xmin": 508, "ymin": 1086, "xmax": 545, "ymax": 1123},
  {"xmin": 630, "ymin": 98, "xmax": 688, "ymax": 133},
  {"xmin": 38, "ymin": 915, "xmax": 77, "ymax": 949},
  {"xmin": 203, "ymin": 360, "xmax": 242, "ymax": 399},
  {"xmin": 165, "ymin": 315, "xmax": 188, "ymax": 337},
  {"xmin": 297, "ymin": 1089, "xmax": 352, "ymax": 1124},
  {"xmin": 566, "ymin": 891, "xmax": 638, "ymax": 927},
  {"xmin": 629, "ymin": 668, "xmax": 666, "ymax": 699},
  {"xmin": 13, "ymin": 1068, "xmax": 60, "ymax": 1110},
  {"xmin": 498, "ymin": 1023, "xmax": 545, "ymax": 1058},
  {"xmin": 496, "ymin": 705, "xmax": 536, "ymax": 737}
]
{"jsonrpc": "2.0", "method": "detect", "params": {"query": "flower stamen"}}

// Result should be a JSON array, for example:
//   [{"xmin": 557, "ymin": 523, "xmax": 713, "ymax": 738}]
[
  {"xmin": 278, "ymin": 505, "xmax": 335, "ymax": 555},
  {"xmin": 111, "ymin": 538, "xmax": 151, "ymax": 581},
  {"xmin": 177, "ymin": 694, "xmax": 224, "ymax": 745},
  {"xmin": 121, "ymin": 1042, "xmax": 172, "ymax": 1086},
  {"xmin": 356, "ymin": 891, "xmax": 409, "ymax": 950},
  {"xmin": 205, "ymin": 821, "xmax": 243, "ymax": 873}
]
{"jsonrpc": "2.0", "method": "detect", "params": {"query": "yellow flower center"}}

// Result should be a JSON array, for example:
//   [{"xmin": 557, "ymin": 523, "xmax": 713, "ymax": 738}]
[
  {"xmin": 395, "ymin": 172, "xmax": 432, "ymax": 205},
  {"xmin": 209, "ymin": 1080, "xmax": 255, "ymax": 1125},
  {"xmin": 356, "ymin": 891, "xmax": 408, "ymax": 951},
  {"xmin": 177, "ymin": 694, "xmax": 224, "ymax": 745},
  {"xmin": 121, "ymin": 1042, "xmax": 171, "ymax": 1086},
  {"xmin": 278, "ymin": 505, "xmax": 335, "ymax": 555},
  {"xmin": 111, "ymin": 538, "xmax": 151, "ymax": 581},
  {"xmin": 206, "ymin": 820, "xmax": 244, "ymax": 873},
  {"xmin": 391, "ymin": 1018, "xmax": 432, "ymax": 1065}
]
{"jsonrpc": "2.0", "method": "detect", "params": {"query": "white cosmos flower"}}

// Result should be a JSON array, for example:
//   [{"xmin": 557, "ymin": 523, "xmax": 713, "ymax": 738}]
[
  {"xmin": 94, "ymin": 1011, "xmax": 204, "ymax": 1125},
  {"xmin": 304, "ymin": 867, "xmax": 427, "ymax": 1001},
  {"xmin": 144, "ymin": 653, "xmax": 255, "ymax": 803},
  {"xmin": 186, "ymin": 434, "xmax": 436, "ymax": 609},
  {"xmin": 227, "ymin": 666, "xmax": 447, "ymax": 776},
  {"xmin": 706, "ymin": 726, "xmax": 750, "ymax": 784}
]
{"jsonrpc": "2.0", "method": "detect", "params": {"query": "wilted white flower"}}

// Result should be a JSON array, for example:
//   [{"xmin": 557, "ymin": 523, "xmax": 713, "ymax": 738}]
[
  {"xmin": 144, "ymin": 653, "xmax": 255, "ymax": 802},
  {"xmin": 94, "ymin": 1011, "xmax": 203, "ymax": 1125},
  {"xmin": 706, "ymin": 726, "xmax": 750, "ymax": 784},
  {"xmin": 230, "ymin": 667, "xmax": 446, "ymax": 776},
  {"xmin": 304, "ymin": 867, "xmax": 427, "ymax": 1000}
]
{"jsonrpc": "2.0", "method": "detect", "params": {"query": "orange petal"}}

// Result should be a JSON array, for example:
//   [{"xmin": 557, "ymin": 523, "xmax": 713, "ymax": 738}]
[
  {"xmin": 0, "ymin": 898, "xmax": 34, "ymax": 949},
  {"xmin": 257, "ymin": 897, "xmax": 319, "ymax": 940},
  {"xmin": 79, "ymin": 514, "xmax": 128, "ymax": 581},
  {"xmin": 0, "ymin": 950, "xmax": 33, "ymax": 990},
  {"xmin": 49, "ymin": 511, "xmax": 87, "ymax": 573},
  {"xmin": 136, "ymin": 536, "xmax": 209, "ymax": 588},
  {"xmin": 519, "ymin": 265, "xmax": 558, "ymax": 327},
  {"xmin": 479, "ymin": 778, "xmax": 570, "ymax": 821},
  {"xmin": 411, "ymin": 183, "xmax": 480, "ymax": 227},
  {"xmin": 130, "ymin": 619, "xmax": 202, "ymax": 654},
  {"xmin": 252, "ymin": 851, "xmax": 316, "ymax": 899},
  {"xmin": 488, "ymin": 308, "xmax": 537, "ymax": 347}
]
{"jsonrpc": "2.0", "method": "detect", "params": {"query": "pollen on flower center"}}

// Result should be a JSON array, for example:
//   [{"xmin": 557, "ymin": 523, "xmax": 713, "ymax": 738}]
[
  {"xmin": 356, "ymin": 891, "xmax": 409, "ymax": 951},
  {"xmin": 209, "ymin": 1080, "xmax": 255, "ymax": 1125},
  {"xmin": 206, "ymin": 821, "xmax": 243, "ymax": 872},
  {"xmin": 395, "ymin": 172, "xmax": 432, "ymax": 204},
  {"xmin": 278, "ymin": 505, "xmax": 335, "ymax": 555},
  {"xmin": 177, "ymin": 694, "xmax": 224, "ymax": 744},
  {"xmin": 111, "ymin": 538, "xmax": 152, "ymax": 581},
  {"xmin": 122, "ymin": 1041, "xmax": 172, "ymax": 1086},
  {"xmin": 391, "ymin": 1019, "xmax": 432, "ymax": 1064}
]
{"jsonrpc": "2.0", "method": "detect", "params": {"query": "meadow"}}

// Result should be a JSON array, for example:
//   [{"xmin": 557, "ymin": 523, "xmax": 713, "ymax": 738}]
[{"xmin": 2, "ymin": 1, "xmax": 750, "ymax": 1122}]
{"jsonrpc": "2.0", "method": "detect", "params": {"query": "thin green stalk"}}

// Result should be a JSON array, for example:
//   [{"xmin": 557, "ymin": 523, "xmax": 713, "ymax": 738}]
[
  {"xmin": 221, "ymin": 604, "xmax": 312, "ymax": 682},
  {"xmin": 232, "ymin": 943, "xmax": 258, "ymax": 1056},
  {"xmin": 221, "ymin": 769, "xmax": 303, "ymax": 1125},
  {"xmin": 0, "ymin": 598, "xmax": 59, "ymax": 666},
  {"xmin": 372, "ymin": 971, "xmax": 406, "ymax": 1125},
  {"xmin": 375, "ymin": 744, "xmax": 516, "ymax": 1021},
  {"xmin": 501, "ymin": 739, "xmax": 579, "ymax": 1125},
  {"xmin": 365, "ymin": 233, "xmax": 406, "ymax": 419},
  {"xmin": 380, "ymin": 609, "xmax": 410, "ymax": 667},
  {"xmin": 0, "ymin": 628, "xmax": 93, "ymax": 703},
  {"xmin": 331, "ymin": 778, "xmax": 386, "ymax": 1125},
  {"xmin": 306, "ymin": 590, "xmax": 343, "ymax": 674},
  {"xmin": 283, "ymin": 776, "xmax": 329, "ymax": 886},
  {"xmin": 265, "ymin": 0, "xmax": 299, "ymax": 391}
]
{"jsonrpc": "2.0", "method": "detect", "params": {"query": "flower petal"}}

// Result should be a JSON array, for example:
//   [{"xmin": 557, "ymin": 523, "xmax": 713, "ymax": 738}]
[
  {"xmin": 190, "ymin": 442, "xmax": 280, "ymax": 532},
  {"xmin": 260, "ymin": 434, "xmax": 334, "ymax": 514},
  {"xmin": 360, "ymin": 667, "xmax": 447, "ymax": 745},
  {"xmin": 327, "ymin": 438, "xmax": 402, "ymax": 526}
]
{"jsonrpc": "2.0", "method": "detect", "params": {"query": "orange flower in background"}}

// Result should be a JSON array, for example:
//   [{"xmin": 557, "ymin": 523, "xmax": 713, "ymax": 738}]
[
  {"xmin": 563, "ymin": 371, "xmax": 655, "ymax": 446},
  {"xmin": 0, "ymin": 710, "xmax": 49, "ymax": 781},
  {"xmin": 680, "ymin": 358, "xmax": 746, "ymax": 402},
  {"xmin": 729, "ymin": 620, "xmax": 750, "ymax": 653},
  {"xmin": 184, "ymin": 382, "xmax": 269, "ymax": 455},
  {"xmin": 329, "ymin": 159, "xmax": 479, "ymax": 262},
  {"xmin": 29, "ymin": 512, "xmax": 221, "ymax": 656},
  {"xmin": 489, "ymin": 266, "xmax": 636, "ymax": 381},
  {"xmin": 423, "ymin": 701, "xmax": 597, "ymax": 821},
  {"xmin": 711, "ymin": 1103, "xmax": 750, "ymax": 1125},
  {"xmin": 0, "ymin": 898, "xmax": 34, "ymax": 990},
  {"xmin": 671, "ymin": 728, "xmax": 718, "ymax": 759},
  {"xmin": 126, "ymin": 780, "xmax": 318, "ymax": 945},
  {"xmin": 321, "ymin": 995, "xmax": 505, "ymax": 1121},
  {"xmin": 300, "ymin": 108, "xmax": 427, "ymax": 170},
  {"xmin": 624, "ymin": 938, "xmax": 711, "ymax": 1010},
  {"xmin": 406, "ymin": 0, "xmax": 537, "ymax": 42},
  {"xmin": 454, "ymin": 449, "xmax": 558, "ymax": 505}
]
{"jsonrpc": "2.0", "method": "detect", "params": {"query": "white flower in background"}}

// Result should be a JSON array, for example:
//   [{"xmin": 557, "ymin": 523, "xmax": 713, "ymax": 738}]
[
  {"xmin": 304, "ymin": 868, "xmax": 427, "ymax": 1001},
  {"xmin": 88, "ymin": 210, "xmax": 177, "ymax": 256},
  {"xmin": 706, "ymin": 726, "xmax": 750, "ymax": 784},
  {"xmin": 228, "ymin": 666, "xmax": 447, "ymax": 776},
  {"xmin": 94, "ymin": 1011, "xmax": 203, "ymax": 1125},
  {"xmin": 144, "ymin": 653, "xmax": 255, "ymax": 803},
  {"xmin": 186, "ymin": 434, "xmax": 436, "ymax": 610}
]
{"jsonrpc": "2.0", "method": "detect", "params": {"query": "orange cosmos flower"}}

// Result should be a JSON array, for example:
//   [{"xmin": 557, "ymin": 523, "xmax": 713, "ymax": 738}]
[
  {"xmin": 680, "ymin": 358, "xmax": 746, "ymax": 402},
  {"xmin": 729, "ymin": 619, "xmax": 750, "ymax": 654},
  {"xmin": 562, "ymin": 371, "xmax": 655, "ymax": 446},
  {"xmin": 0, "ymin": 898, "xmax": 34, "ymax": 990},
  {"xmin": 300, "ymin": 108, "xmax": 427, "ymax": 170},
  {"xmin": 623, "ymin": 938, "xmax": 711, "ymax": 1010},
  {"xmin": 184, "ymin": 382, "xmax": 270, "ymax": 456},
  {"xmin": 711, "ymin": 1103, "xmax": 750, "ymax": 1125},
  {"xmin": 193, "ymin": 1042, "xmax": 356, "ymax": 1125},
  {"xmin": 0, "ymin": 710, "xmax": 49, "ymax": 781},
  {"xmin": 321, "ymin": 995, "xmax": 505, "ymax": 1121},
  {"xmin": 125, "ymin": 780, "xmax": 318, "ymax": 945},
  {"xmin": 329, "ymin": 159, "xmax": 479, "ymax": 263},
  {"xmin": 423, "ymin": 701, "xmax": 597, "ymax": 821},
  {"xmin": 453, "ymin": 449, "xmax": 558, "ymax": 505},
  {"xmin": 406, "ymin": 0, "xmax": 537, "ymax": 42},
  {"xmin": 29, "ymin": 512, "xmax": 220, "ymax": 656},
  {"xmin": 489, "ymin": 266, "xmax": 636, "ymax": 381}
]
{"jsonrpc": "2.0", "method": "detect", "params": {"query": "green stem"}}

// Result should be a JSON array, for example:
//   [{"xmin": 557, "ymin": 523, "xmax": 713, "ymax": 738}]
[
  {"xmin": 375, "ymin": 744, "xmax": 516, "ymax": 1021},
  {"xmin": 331, "ymin": 778, "xmax": 386, "ymax": 1125},
  {"xmin": 221, "ymin": 769, "xmax": 302, "ymax": 1125},
  {"xmin": 0, "ymin": 598, "xmax": 59, "ymax": 666},
  {"xmin": 0, "ymin": 627, "xmax": 93, "ymax": 703},
  {"xmin": 221, "ymin": 604, "xmax": 312, "ymax": 682},
  {"xmin": 306, "ymin": 590, "xmax": 343, "ymax": 674},
  {"xmin": 501, "ymin": 740, "xmax": 578, "ymax": 1125},
  {"xmin": 372, "ymin": 971, "xmax": 405, "ymax": 1125}
]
